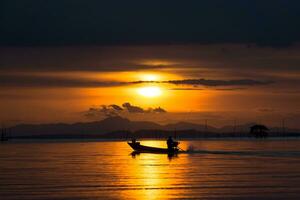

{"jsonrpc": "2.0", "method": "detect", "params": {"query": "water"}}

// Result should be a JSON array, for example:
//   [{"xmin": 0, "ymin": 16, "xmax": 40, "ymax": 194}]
[{"xmin": 1, "ymin": 139, "xmax": 300, "ymax": 200}]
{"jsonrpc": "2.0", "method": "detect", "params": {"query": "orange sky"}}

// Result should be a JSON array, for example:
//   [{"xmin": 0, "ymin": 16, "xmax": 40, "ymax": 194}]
[{"xmin": 0, "ymin": 44, "xmax": 299, "ymax": 128}]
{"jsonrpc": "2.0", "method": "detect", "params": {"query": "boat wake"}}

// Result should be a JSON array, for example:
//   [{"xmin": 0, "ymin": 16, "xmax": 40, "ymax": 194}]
[{"xmin": 181, "ymin": 146, "xmax": 300, "ymax": 158}]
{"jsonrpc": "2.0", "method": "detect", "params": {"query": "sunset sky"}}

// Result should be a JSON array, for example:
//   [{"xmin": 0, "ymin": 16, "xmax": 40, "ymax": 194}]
[{"xmin": 1, "ymin": 1, "xmax": 300, "ymax": 128}]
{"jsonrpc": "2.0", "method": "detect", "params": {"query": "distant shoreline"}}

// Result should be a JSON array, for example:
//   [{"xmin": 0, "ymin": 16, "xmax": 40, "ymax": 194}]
[
  {"xmin": 4, "ymin": 133, "xmax": 300, "ymax": 141},
  {"xmin": 3, "ymin": 116, "xmax": 300, "ymax": 141}
]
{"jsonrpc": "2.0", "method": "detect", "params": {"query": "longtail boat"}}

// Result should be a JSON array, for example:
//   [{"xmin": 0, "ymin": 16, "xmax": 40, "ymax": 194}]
[{"xmin": 127, "ymin": 141, "xmax": 180, "ymax": 154}]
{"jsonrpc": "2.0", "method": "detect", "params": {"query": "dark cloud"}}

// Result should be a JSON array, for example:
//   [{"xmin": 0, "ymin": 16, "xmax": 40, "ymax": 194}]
[
  {"xmin": 132, "ymin": 79, "xmax": 274, "ymax": 87},
  {"xmin": 164, "ymin": 79, "xmax": 274, "ymax": 87},
  {"xmin": 170, "ymin": 88, "xmax": 204, "ymax": 91},
  {"xmin": 152, "ymin": 107, "xmax": 167, "ymax": 113},
  {"xmin": 170, "ymin": 87, "xmax": 246, "ymax": 91},
  {"xmin": 0, "ymin": 74, "xmax": 274, "ymax": 88},
  {"xmin": 215, "ymin": 88, "xmax": 247, "ymax": 91},
  {"xmin": 0, "ymin": 74, "xmax": 126, "ymax": 88},
  {"xmin": 1, "ymin": 1, "xmax": 300, "ymax": 47},
  {"xmin": 256, "ymin": 108, "xmax": 275, "ymax": 113},
  {"xmin": 0, "ymin": 46, "xmax": 161, "ymax": 72},
  {"xmin": 84, "ymin": 105, "xmax": 120, "ymax": 118},
  {"xmin": 122, "ymin": 102, "xmax": 166, "ymax": 113},
  {"xmin": 84, "ymin": 103, "xmax": 167, "ymax": 119},
  {"xmin": 1, "ymin": 45, "xmax": 300, "ymax": 79},
  {"xmin": 271, "ymin": 90, "xmax": 300, "ymax": 94},
  {"xmin": 109, "ymin": 104, "xmax": 123, "ymax": 111},
  {"xmin": 0, "ymin": 93, "xmax": 33, "ymax": 99},
  {"xmin": 122, "ymin": 103, "xmax": 144, "ymax": 113}
]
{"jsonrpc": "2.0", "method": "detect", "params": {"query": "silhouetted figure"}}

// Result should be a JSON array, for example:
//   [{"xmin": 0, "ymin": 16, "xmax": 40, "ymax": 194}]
[
  {"xmin": 131, "ymin": 138, "xmax": 140, "ymax": 146},
  {"xmin": 250, "ymin": 124, "xmax": 269, "ymax": 138},
  {"xmin": 167, "ymin": 136, "xmax": 179, "ymax": 150},
  {"xmin": 167, "ymin": 136, "xmax": 174, "ymax": 149}
]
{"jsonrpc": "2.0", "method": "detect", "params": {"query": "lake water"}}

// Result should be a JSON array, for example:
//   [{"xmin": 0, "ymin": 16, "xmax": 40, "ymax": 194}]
[{"xmin": 1, "ymin": 139, "xmax": 300, "ymax": 200}]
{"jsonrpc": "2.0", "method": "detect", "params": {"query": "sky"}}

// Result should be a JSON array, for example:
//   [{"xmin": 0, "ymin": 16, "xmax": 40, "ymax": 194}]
[{"xmin": 0, "ymin": 1, "xmax": 300, "ymax": 128}]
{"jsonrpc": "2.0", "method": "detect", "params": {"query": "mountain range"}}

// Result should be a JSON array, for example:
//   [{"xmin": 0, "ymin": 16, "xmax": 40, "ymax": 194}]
[{"xmin": 9, "ymin": 116, "xmax": 299, "ymax": 138}]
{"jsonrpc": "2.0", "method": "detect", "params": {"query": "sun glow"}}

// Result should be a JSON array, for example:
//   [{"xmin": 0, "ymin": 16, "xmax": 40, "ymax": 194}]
[
  {"xmin": 140, "ymin": 74, "xmax": 159, "ymax": 81},
  {"xmin": 137, "ymin": 86, "xmax": 162, "ymax": 97}
]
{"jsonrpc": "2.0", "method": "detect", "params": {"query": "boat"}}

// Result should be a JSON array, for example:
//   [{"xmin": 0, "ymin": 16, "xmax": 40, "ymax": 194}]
[{"xmin": 127, "ymin": 141, "xmax": 180, "ymax": 154}]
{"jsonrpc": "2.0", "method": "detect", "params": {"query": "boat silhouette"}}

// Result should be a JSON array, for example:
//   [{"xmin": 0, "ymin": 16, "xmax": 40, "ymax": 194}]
[{"xmin": 127, "ymin": 140, "xmax": 180, "ymax": 154}]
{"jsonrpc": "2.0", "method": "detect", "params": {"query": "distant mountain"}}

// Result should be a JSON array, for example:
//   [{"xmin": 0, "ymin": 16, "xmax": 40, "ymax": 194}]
[
  {"xmin": 163, "ymin": 121, "xmax": 218, "ymax": 132},
  {"xmin": 10, "ymin": 116, "xmax": 300, "ymax": 138},
  {"xmin": 219, "ymin": 123, "xmax": 257, "ymax": 133},
  {"xmin": 11, "ymin": 116, "xmax": 161, "ymax": 137}
]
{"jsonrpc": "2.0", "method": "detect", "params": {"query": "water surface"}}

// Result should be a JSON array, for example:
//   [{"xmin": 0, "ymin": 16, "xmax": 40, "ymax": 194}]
[{"xmin": 1, "ymin": 139, "xmax": 300, "ymax": 199}]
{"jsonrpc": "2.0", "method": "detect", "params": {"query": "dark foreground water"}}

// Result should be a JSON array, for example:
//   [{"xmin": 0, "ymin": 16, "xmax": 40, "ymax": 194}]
[{"xmin": 1, "ymin": 139, "xmax": 300, "ymax": 200}]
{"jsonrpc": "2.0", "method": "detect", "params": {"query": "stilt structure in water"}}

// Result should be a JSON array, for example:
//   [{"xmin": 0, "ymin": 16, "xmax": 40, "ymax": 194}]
[
  {"xmin": 1, "ymin": 127, "xmax": 9, "ymax": 142},
  {"xmin": 282, "ymin": 119, "xmax": 286, "ymax": 135}
]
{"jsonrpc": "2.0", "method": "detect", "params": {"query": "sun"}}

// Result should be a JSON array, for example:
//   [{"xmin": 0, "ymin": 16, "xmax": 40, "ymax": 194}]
[{"xmin": 137, "ymin": 86, "xmax": 162, "ymax": 97}]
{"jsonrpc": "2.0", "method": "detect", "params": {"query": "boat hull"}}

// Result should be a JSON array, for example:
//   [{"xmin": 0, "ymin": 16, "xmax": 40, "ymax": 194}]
[{"xmin": 128, "ymin": 142, "xmax": 179, "ymax": 154}]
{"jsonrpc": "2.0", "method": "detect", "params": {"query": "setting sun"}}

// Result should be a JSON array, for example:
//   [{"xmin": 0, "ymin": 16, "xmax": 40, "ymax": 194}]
[{"xmin": 137, "ymin": 86, "xmax": 162, "ymax": 97}]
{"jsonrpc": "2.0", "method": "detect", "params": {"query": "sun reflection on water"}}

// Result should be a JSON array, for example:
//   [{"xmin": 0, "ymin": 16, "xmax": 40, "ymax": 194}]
[{"xmin": 119, "ymin": 140, "xmax": 189, "ymax": 200}]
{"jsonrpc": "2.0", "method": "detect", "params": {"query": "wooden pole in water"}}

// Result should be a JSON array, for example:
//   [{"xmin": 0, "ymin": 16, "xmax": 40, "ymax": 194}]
[
  {"xmin": 282, "ymin": 119, "xmax": 285, "ymax": 135},
  {"xmin": 174, "ymin": 129, "xmax": 177, "ymax": 140},
  {"xmin": 233, "ymin": 119, "xmax": 237, "ymax": 134}
]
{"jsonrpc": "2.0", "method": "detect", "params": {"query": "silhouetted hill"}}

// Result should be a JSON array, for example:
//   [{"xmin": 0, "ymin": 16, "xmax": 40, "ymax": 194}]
[
  {"xmin": 10, "ymin": 116, "xmax": 300, "ymax": 139},
  {"xmin": 220, "ymin": 123, "xmax": 257, "ymax": 133},
  {"xmin": 11, "ymin": 116, "xmax": 161, "ymax": 137},
  {"xmin": 163, "ymin": 121, "xmax": 218, "ymax": 132}
]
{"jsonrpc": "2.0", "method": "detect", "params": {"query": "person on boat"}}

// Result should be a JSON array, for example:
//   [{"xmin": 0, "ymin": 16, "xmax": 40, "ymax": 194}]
[
  {"xmin": 131, "ymin": 138, "xmax": 140, "ymax": 146},
  {"xmin": 167, "ymin": 136, "xmax": 175, "ymax": 150}
]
